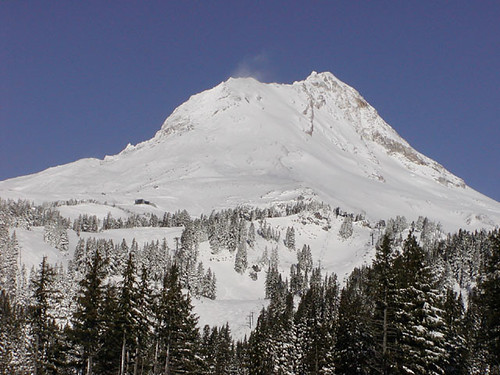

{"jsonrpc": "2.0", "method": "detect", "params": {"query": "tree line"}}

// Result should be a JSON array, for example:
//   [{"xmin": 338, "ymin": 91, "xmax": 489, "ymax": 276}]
[{"xmin": 244, "ymin": 230, "xmax": 500, "ymax": 374}]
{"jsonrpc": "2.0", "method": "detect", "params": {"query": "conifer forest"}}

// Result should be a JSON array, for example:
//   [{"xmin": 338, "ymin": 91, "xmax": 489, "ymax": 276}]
[{"xmin": 0, "ymin": 198, "xmax": 499, "ymax": 374}]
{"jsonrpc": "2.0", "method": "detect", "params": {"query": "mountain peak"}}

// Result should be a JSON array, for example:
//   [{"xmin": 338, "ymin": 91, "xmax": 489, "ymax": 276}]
[
  {"xmin": 0, "ymin": 72, "xmax": 497, "ymax": 230},
  {"xmin": 304, "ymin": 70, "xmax": 343, "ymax": 84},
  {"xmin": 129, "ymin": 71, "xmax": 466, "ymax": 192}
]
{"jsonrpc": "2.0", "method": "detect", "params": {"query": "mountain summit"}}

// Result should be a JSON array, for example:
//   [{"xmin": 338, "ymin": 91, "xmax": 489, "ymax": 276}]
[{"xmin": 1, "ymin": 72, "xmax": 498, "ymax": 230}]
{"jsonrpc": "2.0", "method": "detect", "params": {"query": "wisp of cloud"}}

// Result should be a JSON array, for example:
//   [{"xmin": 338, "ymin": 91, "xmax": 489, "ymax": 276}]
[{"xmin": 231, "ymin": 53, "xmax": 274, "ymax": 82}]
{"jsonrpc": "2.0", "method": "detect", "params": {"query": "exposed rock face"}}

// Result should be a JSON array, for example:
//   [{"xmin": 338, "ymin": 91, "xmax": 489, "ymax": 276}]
[{"xmin": 0, "ymin": 72, "xmax": 497, "ymax": 230}]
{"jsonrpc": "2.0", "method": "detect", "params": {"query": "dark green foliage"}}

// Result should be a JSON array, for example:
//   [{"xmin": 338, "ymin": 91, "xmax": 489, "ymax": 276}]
[
  {"xmin": 154, "ymin": 264, "xmax": 202, "ymax": 374},
  {"xmin": 474, "ymin": 230, "xmax": 500, "ymax": 372},
  {"xmin": 71, "ymin": 248, "xmax": 108, "ymax": 375},
  {"xmin": 2, "ymin": 200, "xmax": 500, "ymax": 374},
  {"xmin": 442, "ymin": 289, "xmax": 468, "ymax": 374},
  {"xmin": 30, "ymin": 256, "xmax": 68, "ymax": 375},
  {"xmin": 246, "ymin": 309, "xmax": 274, "ymax": 375},
  {"xmin": 393, "ymin": 234, "xmax": 449, "ymax": 374},
  {"xmin": 369, "ymin": 234, "xmax": 399, "ymax": 372},
  {"xmin": 0, "ymin": 290, "xmax": 29, "ymax": 374},
  {"xmin": 335, "ymin": 267, "xmax": 374, "ymax": 374},
  {"xmin": 93, "ymin": 286, "xmax": 121, "ymax": 375}
]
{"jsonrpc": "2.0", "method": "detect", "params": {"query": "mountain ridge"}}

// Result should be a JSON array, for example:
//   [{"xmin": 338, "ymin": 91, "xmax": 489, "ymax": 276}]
[{"xmin": 1, "ymin": 72, "xmax": 498, "ymax": 231}]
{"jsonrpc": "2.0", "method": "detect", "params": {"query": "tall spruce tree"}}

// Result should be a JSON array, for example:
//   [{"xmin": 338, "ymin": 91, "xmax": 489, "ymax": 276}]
[
  {"xmin": 234, "ymin": 240, "xmax": 248, "ymax": 274},
  {"xmin": 442, "ymin": 288, "xmax": 468, "ymax": 374},
  {"xmin": 154, "ymin": 264, "xmax": 201, "ymax": 374},
  {"xmin": 478, "ymin": 230, "xmax": 500, "ymax": 371},
  {"xmin": 395, "ymin": 234, "xmax": 448, "ymax": 374},
  {"xmin": 71, "ymin": 248, "xmax": 108, "ymax": 375},
  {"xmin": 30, "ymin": 256, "xmax": 66, "ymax": 375},
  {"xmin": 335, "ymin": 267, "xmax": 374, "ymax": 374},
  {"xmin": 369, "ymin": 234, "xmax": 399, "ymax": 373},
  {"xmin": 0, "ymin": 289, "xmax": 30, "ymax": 374},
  {"xmin": 94, "ymin": 286, "xmax": 121, "ymax": 375},
  {"xmin": 116, "ymin": 253, "xmax": 140, "ymax": 375}
]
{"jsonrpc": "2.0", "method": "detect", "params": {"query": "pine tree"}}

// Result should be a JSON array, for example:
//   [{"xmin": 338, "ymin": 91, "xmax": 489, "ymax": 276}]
[
  {"xmin": 30, "ymin": 256, "xmax": 65, "ymax": 374},
  {"xmin": 247, "ymin": 309, "xmax": 274, "ymax": 374},
  {"xmin": 248, "ymin": 222, "xmax": 256, "ymax": 248},
  {"xmin": 200, "ymin": 325, "xmax": 216, "ymax": 374},
  {"xmin": 154, "ymin": 264, "xmax": 201, "ymax": 374},
  {"xmin": 268, "ymin": 293, "xmax": 298, "ymax": 374},
  {"xmin": 94, "ymin": 286, "xmax": 121, "ymax": 375},
  {"xmin": 369, "ymin": 234, "xmax": 399, "ymax": 373},
  {"xmin": 395, "ymin": 234, "xmax": 449, "ymax": 374},
  {"xmin": 284, "ymin": 227, "xmax": 295, "ymax": 250},
  {"xmin": 289, "ymin": 264, "xmax": 306, "ymax": 296},
  {"xmin": 43, "ymin": 222, "xmax": 69, "ymax": 253},
  {"xmin": 297, "ymin": 244, "xmax": 313, "ymax": 277},
  {"xmin": 339, "ymin": 215, "xmax": 353, "ymax": 239},
  {"xmin": 215, "ymin": 323, "xmax": 233, "ymax": 374},
  {"xmin": 178, "ymin": 221, "xmax": 199, "ymax": 289},
  {"xmin": 464, "ymin": 290, "xmax": 489, "ymax": 374},
  {"xmin": 0, "ymin": 223, "xmax": 9, "ymax": 289},
  {"xmin": 0, "ymin": 290, "xmax": 30, "ymax": 374},
  {"xmin": 134, "ymin": 265, "xmax": 154, "ymax": 375},
  {"xmin": 71, "ymin": 249, "xmax": 108, "ymax": 375},
  {"xmin": 478, "ymin": 230, "xmax": 500, "ymax": 371},
  {"xmin": 336, "ymin": 267, "xmax": 374, "ymax": 374},
  {"xmin": 0, "ymin": 232, "xmax": 19, "ymax": 297},
  {"xmin": 442, "ymin": 288, "xmax": 468, "ymax": 374},
  {"xmin": 234, "ymin": 240, "xmax": 248, "ymax": 274},
  {"xmin": 292, "ymin": 267, "xmax": 338, "ymax": 374},
  {"xmin": 115, "ymin": 253, "xmax": 140, "ymax": 375}
]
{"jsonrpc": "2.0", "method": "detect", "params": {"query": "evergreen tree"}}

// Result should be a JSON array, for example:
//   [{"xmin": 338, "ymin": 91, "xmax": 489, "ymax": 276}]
[
  {"xmin": 30, "ymin": 256, "xmax": 66, "ymax": 374},
  {"xmin": 478, "ymin": 230, "xmax": 500, "ymax": 371},
  {"xmin": 268, "ymin": 293, "xmax": 298, "ymax": 374},
  {"xmin": 94, "ymin": 286, "xmax": 121, "ymax": 375},
  {"xmin": 293, "ymin": 267, "xmax": 338, "ymax": 374},
  {"xmin": 116, "ymin": 253, "xmax": 140, "ymax": 375},
  {"xmin": 154, "ymin": 264, "xmax": 201, "ymax": 374},
  {"xmin": 234, "ymin": 240, "xmax": 248, "ymax": 274},
  {"xmin": 0, "ymin": 231, "xmax": 19, "ymax": 297},
  {"xmin": 369, "ymin": 234, "xmax": 399, "ymax": 373},
  {"xmin": 464, "ymin": 291, "xmax": 490, "ymax": 374},
  {"xmin": 248, "ymin": 222, "xmax": 256, "ymax": 248},
  {"xmin": 0, "ymin": 290, "xmax": 30, "ymax": 374},
  {"xmin": 442, "ymin": 289, "xmax": 468, "ymax": 374},
  {"xmin": 247, "ymin": 309, "xmax": 274, "ymax": 374},
  {"xmin": 215, "ymin": 323, "xmax": 233, "ymax": 375},
  {"xmin": 134, "ymin": 265, "xmax": 154, "ymax": 375},
  {"xmin": 395, "ymin": 234, "xmax": 448, "ymax": 374},
  {"xmin": 73, "ymin": 238, "xmax": 86, "ymax": 273},
  {"xmin": 289, "ymin": 264, "xmax": 306, "ymax": 296},
  {"xmin": 284, "ymin": 226, "xmax": 295, "ymax": 250},
  {"xmin": 178, "ymin": 221, "xmax": 199, "ymax": 289},
  {"xmin": 71, "ymin": 249, "xmax": 108, "ymax": 375},
  {"xmin": 203, "ymin": 268, "xmax": 217, "ymax": 300},
  {"xmin": 336, "ymin": 267, "xmax": 374, "ymax": 374},
  {"xmin": 200, "ymin": 325, "xmax": 217, "ymax": 374},
  {"xmin": 43, "ymin": 222, "xmax": 69, "ymax": 253},
  {"xmin": 339, "ymin": 215, "xmax": 353, "ymax": 239}
]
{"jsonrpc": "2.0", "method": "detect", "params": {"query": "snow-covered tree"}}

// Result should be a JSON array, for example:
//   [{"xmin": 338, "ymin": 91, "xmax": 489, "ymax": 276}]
[
  {"xmin": 248, "ymin": 222, "xmax": 256, "ymax": 248},
  {"xmin": 284, "ymin": 226, "xmax": 296, "ymax": 250},
  {"xmin": 0, "ymin": 231, "xmax": 19, "ymax": 297},
  {"xmin": 153, "ymin": 265, "xmax": 202, "ymax": 374},
  {"xmin": 339, "ymin": 215, "xmax": 353, "ymax": 239},
  {"xmin": 234, "ymin": 240, "xmax": 248, "ymax": 274},
  {"xmin": 44, "ymin": 222, "xmax": 69, "ymax": 252}
]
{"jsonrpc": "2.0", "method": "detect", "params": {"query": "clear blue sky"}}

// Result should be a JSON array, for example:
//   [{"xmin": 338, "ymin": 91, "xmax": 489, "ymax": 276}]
[{"xmin": 1, "ymin": 1, "xmax": 499, "ymax": 201}]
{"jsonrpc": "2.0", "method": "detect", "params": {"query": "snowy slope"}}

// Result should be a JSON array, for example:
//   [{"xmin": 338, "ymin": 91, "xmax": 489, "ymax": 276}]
[
  {"xmin": 1, "ymin": 71, "xmax": 499, "ymax": 232},
  {"xmin": 12, "ymin": 207, "xmax": 377, "ymax": 340}
]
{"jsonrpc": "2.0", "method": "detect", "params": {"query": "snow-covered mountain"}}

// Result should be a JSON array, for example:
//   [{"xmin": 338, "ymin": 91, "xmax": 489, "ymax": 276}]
[{"xmin": 1, "ymin": 71, "xmax": 499, "ymax": 231}]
